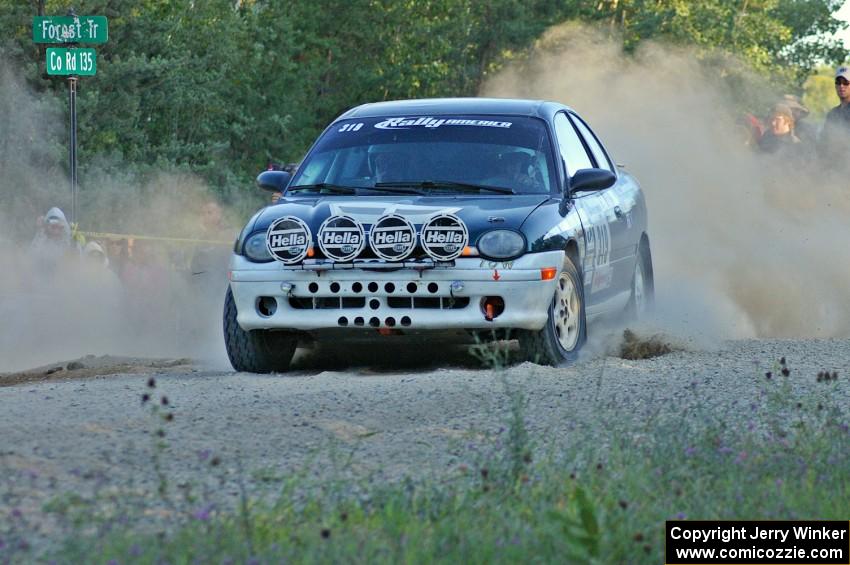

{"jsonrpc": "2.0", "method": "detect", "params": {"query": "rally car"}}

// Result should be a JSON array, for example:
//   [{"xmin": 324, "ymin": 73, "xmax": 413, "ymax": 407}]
[{"xmin": 224, "ymin": 98, "xmax": 653, "ymax": 372}]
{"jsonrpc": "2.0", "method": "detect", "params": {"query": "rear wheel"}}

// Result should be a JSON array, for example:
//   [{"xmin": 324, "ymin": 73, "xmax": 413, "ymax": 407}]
[
  {"xmin": 223, "ymin": 288, "xmax": 297, "ymax": 373},
  {"xmin": 518, "ymin": 255, "xmax": 586, "ymax": 366},
  {"xmin": 626, "ymin": 239, "xmax": 654, "ymax": 320}
]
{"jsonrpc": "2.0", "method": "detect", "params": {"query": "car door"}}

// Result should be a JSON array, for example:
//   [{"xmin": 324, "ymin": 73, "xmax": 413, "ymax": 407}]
[
  {"xmin": 552, "ymin": 112, "xmax": 614, "ymax": 314},
  {"xmin": 569, "ymin": 112, "xmax": 640, "ymax": 307}
]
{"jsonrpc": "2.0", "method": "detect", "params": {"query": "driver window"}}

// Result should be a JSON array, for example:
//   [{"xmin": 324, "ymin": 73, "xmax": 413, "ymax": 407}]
[
  {"xmin": 570, "ymin": 114, "xmax": 614, "ymax": 172},
  {"xmin": 553, "ymin": 112, "xmax": 593, "ymax": 176}
]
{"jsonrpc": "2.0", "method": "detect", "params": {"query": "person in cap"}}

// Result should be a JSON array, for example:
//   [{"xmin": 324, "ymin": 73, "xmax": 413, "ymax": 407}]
[
  {"xmin": 819, "ymin": 66, "xmax": 850, "ymax": 160},
  {"xmin": 758, "ymin": 104, "xmax": 801, "ymax": 155}
]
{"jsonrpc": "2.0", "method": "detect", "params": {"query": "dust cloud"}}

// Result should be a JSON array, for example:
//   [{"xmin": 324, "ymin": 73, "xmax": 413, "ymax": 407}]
[
  {"xmin": 0, "ymin": 63, "xmax": 249, "ymax": 373},
  {"xmin": 482, "ymin": 23, "xmax": 850, "ymax": 341}
]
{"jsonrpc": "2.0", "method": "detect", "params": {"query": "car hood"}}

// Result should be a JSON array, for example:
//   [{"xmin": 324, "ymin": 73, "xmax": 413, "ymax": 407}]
[{"xmin": 251, "ymin": 195, "xmax": 551, "ymax": 240}]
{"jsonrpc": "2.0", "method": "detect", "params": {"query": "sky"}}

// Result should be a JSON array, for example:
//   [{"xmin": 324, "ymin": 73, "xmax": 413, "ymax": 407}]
[{"xmin": 835, "ymin": 1, "xmax": 850, "ymax": 49}]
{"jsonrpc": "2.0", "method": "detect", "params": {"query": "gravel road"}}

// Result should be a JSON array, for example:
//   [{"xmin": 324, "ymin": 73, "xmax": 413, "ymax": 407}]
[{"xmin": 1, "ymin": 337, "xmax": 848, "ymax": 553}]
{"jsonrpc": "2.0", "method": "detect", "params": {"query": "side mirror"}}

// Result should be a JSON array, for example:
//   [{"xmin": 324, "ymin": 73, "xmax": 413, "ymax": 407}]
[
  {"xmin": 569, "ymin": 168, "xmax": 616, "ymax": 193},
  {"xmin": 256, "ymin": 170, "xmax": 291, "ymax": 193}
]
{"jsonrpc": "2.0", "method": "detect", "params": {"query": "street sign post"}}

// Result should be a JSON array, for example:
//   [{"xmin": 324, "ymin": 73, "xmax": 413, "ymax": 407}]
[
  {"xmin": 45, "ymin": 48, "xmax": 96, "ymax": 76},
  {"xmin": 33, "ymin": 16, "xmax": 108, "ymax": 44},
  {"xmin": 34, "ymin": 13, "xmax": 108, "ymax": 225}
]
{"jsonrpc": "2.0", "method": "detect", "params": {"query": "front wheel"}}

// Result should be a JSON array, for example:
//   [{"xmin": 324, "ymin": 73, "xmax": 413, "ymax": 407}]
[
  {"xmin": 223, "ymin": 287, "xmax": 297, "ymax": 373},
  {"xmin": 517, "ymin": 255, "xmax": 587, "ymax": 366}
]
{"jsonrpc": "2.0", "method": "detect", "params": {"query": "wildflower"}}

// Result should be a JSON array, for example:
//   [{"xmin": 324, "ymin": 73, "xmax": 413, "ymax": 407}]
[
  {"xmin": 596, "ymin": 462, "xmax": 603, "ymax": 471},
  {"xmin": 633, "ymin": 532, "xmax": 644, "ymax": 542},
  {"xmin": 675, "ymin": 512, "xmax": 687, "ymax": 520},
  {"xmin": 734, "ymin": 451, "xmax": 748, "ymax": 464},
  {"xmin": 340, "ymin": 512, "xmax": 348, "ymax": 522},
  {"xmin": 643, "ymin": 544, "xmax": 652, "ymax": 554},
  {"xmin": 161, "ymin": 396, "xmax": 169, "ymax": 406},
  {"xmin": 779, "ymin": 357, "xmax": 786, "ymax": 366},
  {"xmin": 147, "ymin": 377, "xmax": 156, "ymax": 388},
  {"xmin": 718, "ymin": 446, "xmax": 734, "ymax": 455},
  {"xmin": 569, "ymin": 472, "xmax": 576, "ymax": 480},
  {"xmin": 684, "ymin": 446, "xmax": 696, "ymax": 457},
  {"xmin": 210, "ymin": 456, "xmax": 221, "ymax": 467},
  {"xmin": 321, "ymin": 528, "xmax": 331, "ymax": 539},
  {"xmin": 839, "ymin": 423, "xmax": 849, "ymax": 434},
  {"xmin": 458, "ymin": 464, "xmax": 468, "ymax": 473},
  {"xmin": 156, "ymin": 429, "xmax": 165, "ymax": 438},
  {"xmin": 141, "ymin": 393, "xmax": 150, "ymax": 404},
  {"xmin": 197, "ymin": 449, "xmax": 211, "ymax": 462},
  {"xmin": 765, "ymin": 371, "xmax": 772, "ymax": 380},
  {"xmin": 129, "ymin": 544, "xmax": 142, "ymax": 557},
  {"xmin": 164, "ymin": 413, "xmax": 174, "ymax": 422},
  {"xmin": 832, "ymin": 371, "xmax": 838, "ymax": 380},
  {"xmin": 781, "ymin": 367, "xmax": 790, "ymax": 377},
  {"xmin": 480, "ymin": 468, "xmax": 489, "ymax": 479},
  {"xmin": 11, "ymin": 508, "xmax": 22, "ymax": 519},
  {"xmin": 523, "ymin": 452, "xmax": 532, "ymax": 464},
  {"xmin": 618, "ymin": 500, "xmax": 628, "ymax": 509},
  {"xmin": 674, "ymin": 488, "xmax": 683, "ymax": 497},
  {"xmin": 817, "ymin": 404, "xmax": 823, "ymax": 411},
  {"xmin": 775, "ymin": 478, "xmax": 783, "ymax": 488},
  {"xmin": 521, "ymin": 474, "xmax": 530, "ymax": 483},
  {"xmin": 796, "ymin": 402, "xmax": 802, "ymax": 409},
  {"xmin": 193, "ymin": 504, "xmax": 214, "ymax": 521},
  {"xmin": 482, "ymin": 484, "xmax": 490, "ymax": 492}
]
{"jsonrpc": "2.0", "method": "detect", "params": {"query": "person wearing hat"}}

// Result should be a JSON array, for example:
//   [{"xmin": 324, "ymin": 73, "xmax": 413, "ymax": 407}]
[
  {"xmin": 781, "ymin": 94, "xmax": 815, "ymax": 145},
  {"xmin": 758, "ymin": 103, "xmax": 801, "ymax": 155},
  {"xmin": 819, "ymin": 66, "xmax": 850, "ymax": 160}
]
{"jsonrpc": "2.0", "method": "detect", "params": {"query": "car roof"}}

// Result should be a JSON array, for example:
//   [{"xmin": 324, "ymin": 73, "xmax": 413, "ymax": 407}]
[{"xmin": 337, "ymin": 98, "xmax": 572, "ymax": 122}]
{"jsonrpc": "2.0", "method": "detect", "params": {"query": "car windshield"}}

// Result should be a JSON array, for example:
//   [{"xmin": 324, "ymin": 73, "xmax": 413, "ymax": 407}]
[{"xmin": 289, "ymin": 115, "xmax": 557, "ymax": 195}]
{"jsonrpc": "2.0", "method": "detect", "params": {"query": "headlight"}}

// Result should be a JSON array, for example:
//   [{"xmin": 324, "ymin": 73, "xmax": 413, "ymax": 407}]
[
  {"xmin": 477, "ymin": 230, "xmax": 526, "ymax": 260},
  {"xmin": 243, "ymin": 232, "xmax": 273, "ymax": 262}
]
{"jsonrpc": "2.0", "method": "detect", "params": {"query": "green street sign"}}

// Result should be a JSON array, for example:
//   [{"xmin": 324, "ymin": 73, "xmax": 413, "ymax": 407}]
[
  {"xmin": 46, "ymin": 48, "xmax": 97, "ymax": 76},
  {"xmin": 33, "ymin": 16, "xmax": 108, "ymax": 44}
]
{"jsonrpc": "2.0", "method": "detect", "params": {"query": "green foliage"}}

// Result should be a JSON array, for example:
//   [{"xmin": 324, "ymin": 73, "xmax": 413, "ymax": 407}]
[
  {"xmin": 803, "ymin": 65, "xmax": 839, "ymax": 120},
  {"xmin": 0, "ymin": 0, "xmax": 846, "ymax": 213}
]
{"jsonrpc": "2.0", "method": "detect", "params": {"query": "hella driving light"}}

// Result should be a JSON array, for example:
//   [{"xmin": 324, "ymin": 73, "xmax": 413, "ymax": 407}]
[
  {"xmin": 244, "ymin": 232, "xmax": 273, "ymax": 262},
  {"xmin": 477, "ymin": 230, "xmax": 525, "ymax": 260}
]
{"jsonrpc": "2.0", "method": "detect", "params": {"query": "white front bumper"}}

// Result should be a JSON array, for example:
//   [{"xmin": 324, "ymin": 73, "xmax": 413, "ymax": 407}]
[{"xmin": 229, "ymin": 250, "xmax": 564, "ymax": 332}]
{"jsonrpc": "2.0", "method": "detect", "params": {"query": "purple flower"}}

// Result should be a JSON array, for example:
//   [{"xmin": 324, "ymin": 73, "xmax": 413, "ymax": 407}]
[
  {"xmin": 775, "ymin": 478, "xmax": 783, "ymax": 488},
  {"xmin": 196, "ymin": 449, "xmax": 211, "ymax": 462},
  {"xmin": 734, "ymin": 451, "xmax": 748, "ymax": 464},
  {"xmin": 718, "ymin": 446, "xmax": 734, "ymax": 455},
  {"xmin": 11, "ymin": 508, "xmax": 22, "ymax": 519},
  {"xmin": 684, "ymin": 446, "xmax": 696, "ymax": 457},
  {"xmin": 675, "ymin": 512, "xmax": 687, "ymax": 520},
  {"xmin": 129, "ymin": 544, "xmax": 142, "ymax": 557},
  {"xmin": 193, "ymin": 504, "xmax": 215, "ymax": 521},
  {"xmin": 108, "ymin": 560, "xmax": 119, "ymax": 565},
  {"xmin": 840, "ymin": 423, "xmax": 849, "ymax": 434}
]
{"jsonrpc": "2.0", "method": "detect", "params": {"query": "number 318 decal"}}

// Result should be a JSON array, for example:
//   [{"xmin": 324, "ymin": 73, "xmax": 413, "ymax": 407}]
[{"xmin": 585, "ymin": 223, "xmax": 610, "ymax": 267}]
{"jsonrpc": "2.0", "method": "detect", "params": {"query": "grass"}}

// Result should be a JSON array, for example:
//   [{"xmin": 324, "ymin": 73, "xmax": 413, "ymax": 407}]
[{"xmin": 3, "ymin": 351, "xmax": 847, "ymax": 564}]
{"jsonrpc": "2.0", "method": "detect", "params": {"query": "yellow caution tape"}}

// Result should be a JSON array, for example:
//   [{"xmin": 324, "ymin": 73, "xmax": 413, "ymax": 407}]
[{"xmin": 79, "ymin": 231, "xmax": 233, "ymax": 246}]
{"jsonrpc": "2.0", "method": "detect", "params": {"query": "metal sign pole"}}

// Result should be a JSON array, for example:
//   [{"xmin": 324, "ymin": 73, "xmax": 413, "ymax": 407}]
[{"xmin": 68, "ymin": 76, "xmax": 78, "ymax": 225}]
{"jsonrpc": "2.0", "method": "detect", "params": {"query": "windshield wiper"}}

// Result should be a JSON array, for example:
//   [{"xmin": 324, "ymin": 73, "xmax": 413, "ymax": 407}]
[
  {"xmin": 287, "ymin": 183, "xmax": 358, "ymax": 194},
  {"xmin": 364, "ymin": 185, "xmax": 427, "ymax": 195},
  {"xmin": 375, "ymin": 180, "xmax": 516, "ymax": 195}
]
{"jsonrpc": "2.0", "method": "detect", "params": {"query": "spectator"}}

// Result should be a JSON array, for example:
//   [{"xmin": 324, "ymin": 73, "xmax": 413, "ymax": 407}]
[
  {"xmin": 781, "ymin": 95, "xmax": 815, "ymax": 145},
  {"xmin": 29, "ymin": 207, "xmax": 78, "ymax": 275},
  {"xmin": 819, "ymin": 66, "xmax": 850, "ymax": 161},
  {"xmin": 758, "ymin": 104, "xmax": 801, "ymax": 156},
  {"xmin": 105, "ymin": 238, "xmax": 128, "ymax": 280}
]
